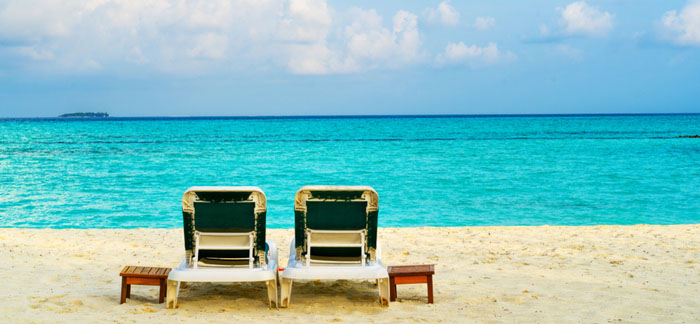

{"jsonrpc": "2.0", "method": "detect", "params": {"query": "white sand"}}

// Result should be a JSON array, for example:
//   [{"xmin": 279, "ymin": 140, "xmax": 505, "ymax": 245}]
[{"xmin": 1, "ymin": 225, "xmax": 699, "ymax": 323}]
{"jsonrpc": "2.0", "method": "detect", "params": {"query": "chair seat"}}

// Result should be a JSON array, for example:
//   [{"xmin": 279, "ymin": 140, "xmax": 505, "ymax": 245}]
[
  {"xmin": 306, "ymin": 255, "xmax": 362, "ymax": 263},
  {"xmin": 169, "ymin": 256, "xmax": 278, "ymax": 283},
  {"xmin": 283, "ymin": 253, "xmax": 387, "ymax": 280},
  {"xmin": 197, "ymin": 258, "xmax": 255, "ymax": 267}
]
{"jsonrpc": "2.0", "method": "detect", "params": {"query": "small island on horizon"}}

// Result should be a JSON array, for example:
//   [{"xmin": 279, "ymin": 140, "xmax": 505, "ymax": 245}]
[{"xmin": 58, "ymin": 112, "xmax": 109, "ymax": 118}]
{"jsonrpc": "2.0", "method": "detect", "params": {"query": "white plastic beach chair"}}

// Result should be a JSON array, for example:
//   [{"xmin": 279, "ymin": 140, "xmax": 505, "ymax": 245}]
[
  {"xmin": 166, "ymin": 186, "xmax": 278, "ymax": 308},
  {"xmin": 280, "ymin": 186, "xmax": 390, "ymax": 307}
]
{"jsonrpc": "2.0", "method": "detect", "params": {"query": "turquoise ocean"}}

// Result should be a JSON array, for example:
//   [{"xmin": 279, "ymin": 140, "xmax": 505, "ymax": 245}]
[{"xmin": 1, "ymin": 114, "xmax": 698, "ymax": 228}]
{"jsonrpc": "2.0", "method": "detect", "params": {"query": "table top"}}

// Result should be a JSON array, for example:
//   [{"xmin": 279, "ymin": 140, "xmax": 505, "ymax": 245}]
[
  {"xmin": 387, "ymin": 264, "xmax": 435, "ymax": 276},
  {"xmin": 120, "ymin": 266, "xmax": 171, "ymax": 278}
]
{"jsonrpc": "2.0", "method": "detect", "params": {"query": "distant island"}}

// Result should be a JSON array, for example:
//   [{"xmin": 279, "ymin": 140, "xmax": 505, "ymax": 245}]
[{"xmin": 58, "ymin": 112, "xmax": 109, "ymax": 118}]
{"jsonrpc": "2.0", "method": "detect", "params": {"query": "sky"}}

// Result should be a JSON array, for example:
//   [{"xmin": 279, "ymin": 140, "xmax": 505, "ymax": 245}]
[{"xmin": 0, "ymin": 0, "xmax": 699, "ymax": 117}]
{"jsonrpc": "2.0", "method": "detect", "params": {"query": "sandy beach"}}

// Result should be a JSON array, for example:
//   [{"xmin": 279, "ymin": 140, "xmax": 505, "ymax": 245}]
[{"xmin": 1, "ymin": 225, "xmax": 699, "ymax": 323}]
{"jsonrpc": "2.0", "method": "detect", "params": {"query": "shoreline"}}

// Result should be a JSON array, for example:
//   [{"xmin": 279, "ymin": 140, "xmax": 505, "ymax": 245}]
[
  {"xmin": 4, "ymin": 223, "xmax": 700, "ymax": 230},
  {"xmin": 2, "ymin": 225, "xmax": 699, "ymax": 323}
]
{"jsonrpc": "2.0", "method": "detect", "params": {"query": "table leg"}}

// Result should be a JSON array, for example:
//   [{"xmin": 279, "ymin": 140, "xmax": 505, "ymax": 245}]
[
  {"xmin": 389, "ymin": 277, "xmax": 397, "ymax": 301},
  {"xmin": 427, "ymin": 274, "xmax": 433, "ymax": 304},
  {"xmin": 126, "ymin": 284, "xmax": 131, "ymax": 298},
  {"xmin": 120, "ymin": 277, "xmax": 127, "ymax": 304},
  {"xmin": 159, "ymin": 279, "xmax": 165, "ymax": 303}
]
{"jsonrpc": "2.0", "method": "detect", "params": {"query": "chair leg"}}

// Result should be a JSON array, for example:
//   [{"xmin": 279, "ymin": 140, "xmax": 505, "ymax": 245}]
[
  {"xmin": 266, "ymin": 279, "xmax": 278, "ymax": 309},
  {"xmin": 166, "ymin": 280, "xmax": 179, "ymax": 309},
  {"xmin": 280, "ymin": 277, "xmax": 293, "ymax": 308},
  {"xmin": 378, "ymin": 277, "xmax": 390, "ymax": 307}
]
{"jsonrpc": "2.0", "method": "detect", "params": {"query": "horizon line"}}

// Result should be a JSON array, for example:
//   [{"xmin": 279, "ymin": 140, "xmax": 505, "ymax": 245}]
[{"xmin": 1, "ymin": 112, "xmax": 700, "ymax": 120}]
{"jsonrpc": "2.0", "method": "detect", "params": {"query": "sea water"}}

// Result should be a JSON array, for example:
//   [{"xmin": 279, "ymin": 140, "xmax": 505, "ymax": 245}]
[{"xmin": 1, "ymin": 114, "xmax": 698, "ymax": 228}]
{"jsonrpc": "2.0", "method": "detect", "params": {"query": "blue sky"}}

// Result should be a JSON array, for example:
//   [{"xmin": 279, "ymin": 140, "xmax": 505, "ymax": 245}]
[{"xmin": 0, "ymin": 0, "xmax": 699, "ymax": 117}]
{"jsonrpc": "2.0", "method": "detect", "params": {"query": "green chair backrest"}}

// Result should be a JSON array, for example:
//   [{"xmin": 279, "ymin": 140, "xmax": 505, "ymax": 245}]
[
  {"xmin": 193, "ymin": 201, "xmax": 255, "ymax": 232},
  {"xmin": 306, "ymin": 201, "xmax": 368, "ymax": 230},
  {"xmin": 294, "ymin": 186, "xmax": 379, "ymax": 262},
  {"xmin": 182, "ymin": 188, "xmax": 267, "ymax": 264}
]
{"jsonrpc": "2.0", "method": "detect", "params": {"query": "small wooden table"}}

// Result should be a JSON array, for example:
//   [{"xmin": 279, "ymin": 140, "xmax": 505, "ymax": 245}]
[
  {"xmin": 119, "ymin": 266, "xmax": 172, "ymax": 304},
  {"xmin": 387, "ymin": 264, "xmax": 435, "ymax": 304}
]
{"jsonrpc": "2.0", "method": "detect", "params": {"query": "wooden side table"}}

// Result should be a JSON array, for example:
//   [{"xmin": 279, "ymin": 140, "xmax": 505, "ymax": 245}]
[
  {"xmin": 387, "ymin": 264, "xmax": 435, "ymax": 304},
  {"xmin": 119, "ymin": 266, "xmax": 172, "ymax": 304}
]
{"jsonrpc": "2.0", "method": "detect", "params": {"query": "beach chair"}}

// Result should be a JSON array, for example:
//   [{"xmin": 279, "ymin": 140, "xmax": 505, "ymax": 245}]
[
  {"xmin": 280, "ymin": 186, "xmax": 389, "ymax": 307},
  {"xmin": 166, "ymin": 186, "xmax": 278, "ymax": 309}
]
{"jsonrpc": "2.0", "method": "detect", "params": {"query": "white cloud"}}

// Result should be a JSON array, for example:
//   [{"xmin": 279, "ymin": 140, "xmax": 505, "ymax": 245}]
[
  {"xmin": 288, "ymin": 0, "xmax": 332, "ymax": 26},
  {"xmin": 435, "ymin": 42, "xmax": 514, "ymax": 67},
  {"xmin": 659, "ymin": 1, "xmax": 700, "ymax": 46},
  {"xmin": 559, "ymin": 1, "xmax": 613, "ymax": 37},
  {"xmin": 286, "ymin": 43, "xmax": 350, "ymax": 75},
  {"xmin": 346, "ymin": 9, "xmax": 395, "ymax": 61},
  {"xmin": 278, "ymin": 0, "xmax": 333, "ymax": 42},
  {"xmin": 424, "ymin": 1, "xmax": 460, "ymax": 27},
  {"xmin": 473, "ymin": 16, "xmax": 495, "ymax": 31},
  {"xmin": 287, "ymin": 9, "xmax": 423, "ymax": 74},
  {"xmin": 393, "ymin": 11, "xmax": 422, "ymax": 63},
  {"xmin": 0, "ymin": 0, "xmax": 426, "ymax": 75},
  {"xmin": 0, "ymin": 0, "xmax": 281, "ymax": 74},
  {"xmin": 0, "ymin": 0, "xmax": 79, "ymax": 40}
]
